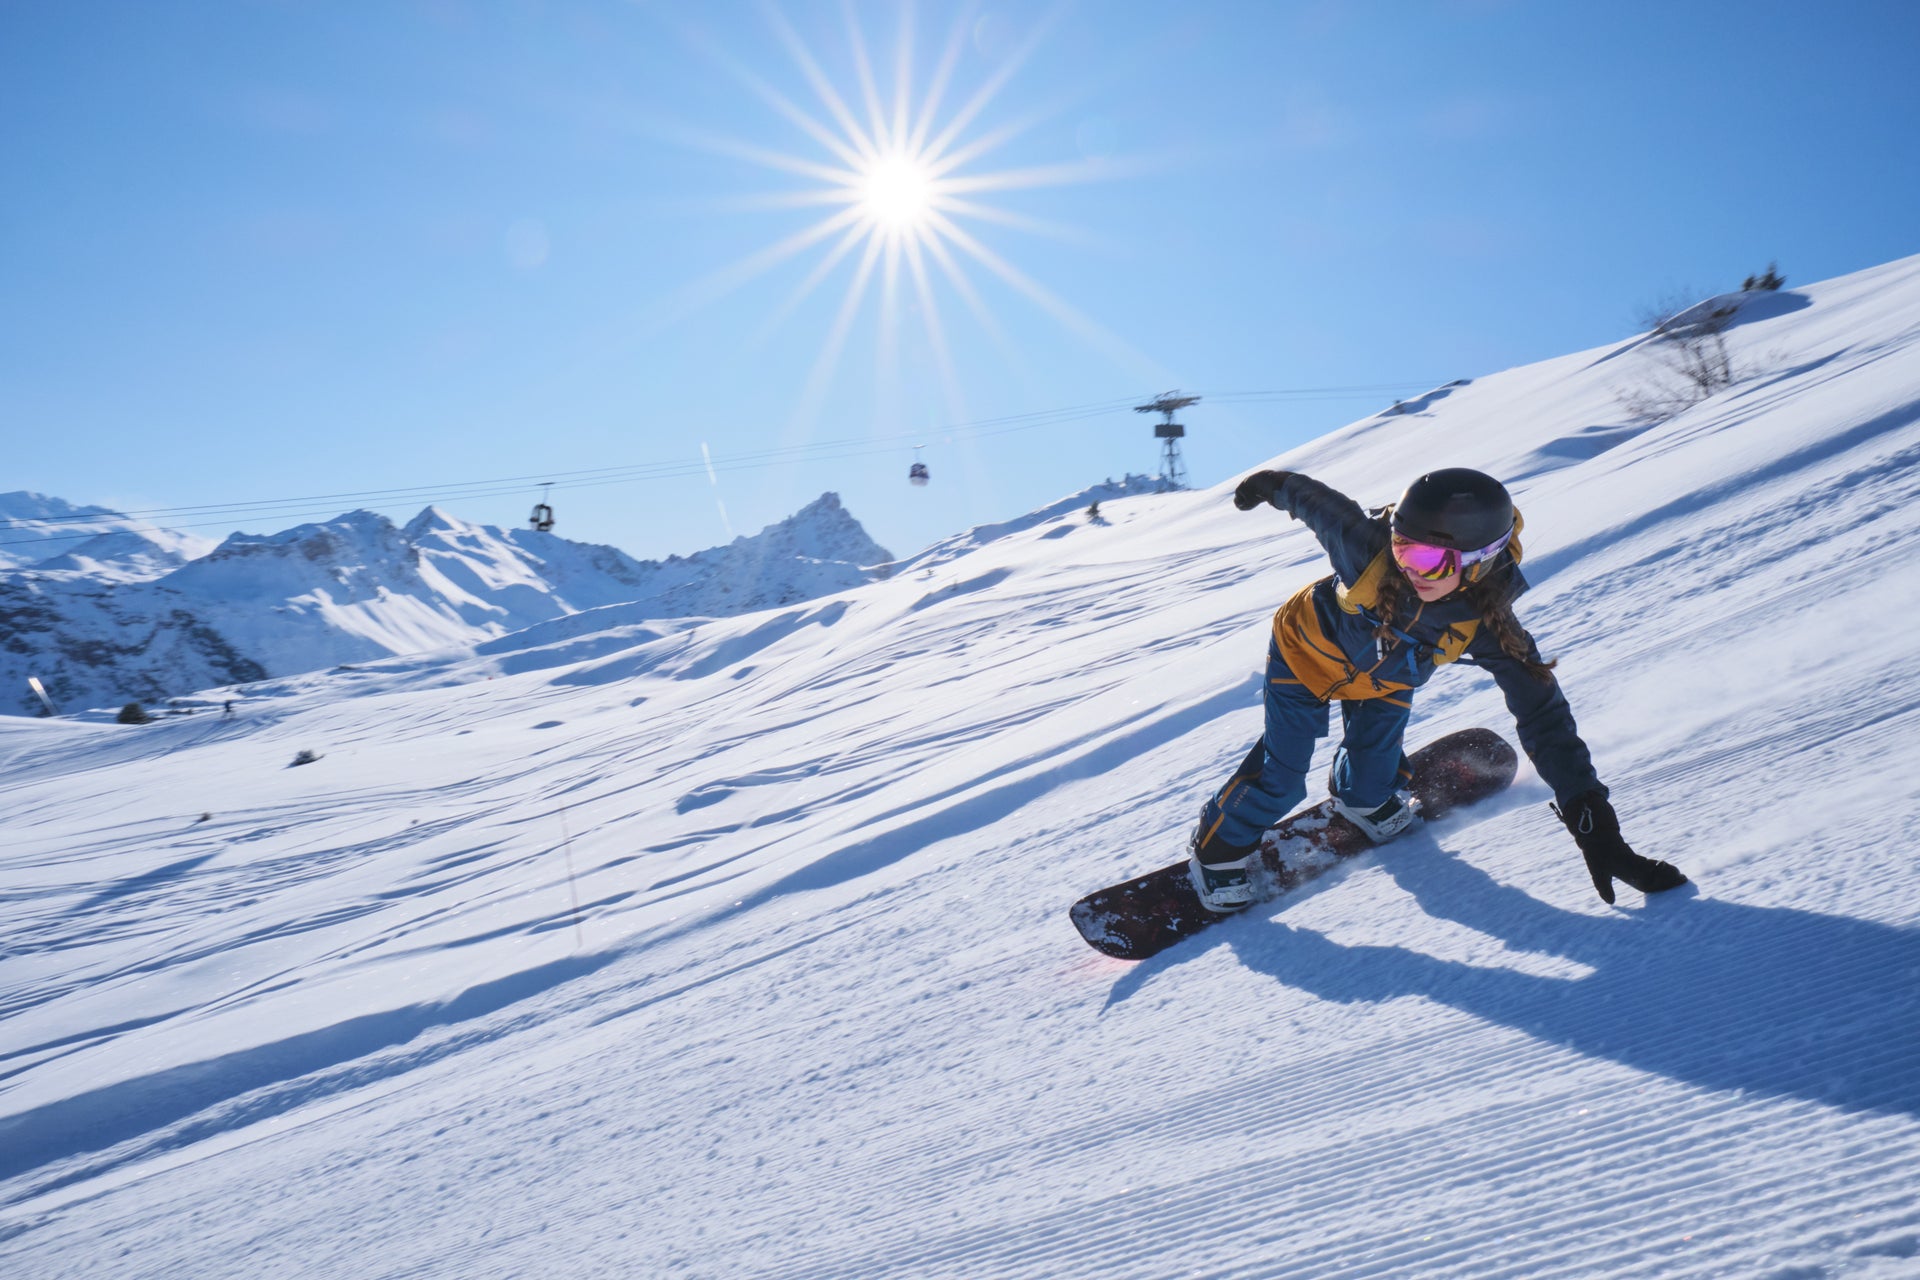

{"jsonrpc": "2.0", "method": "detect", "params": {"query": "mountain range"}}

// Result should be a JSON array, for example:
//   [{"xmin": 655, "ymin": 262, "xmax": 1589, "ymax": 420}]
[{"xmin": 0, "ymin": 492, "xmax": 895, "ymax": 716}]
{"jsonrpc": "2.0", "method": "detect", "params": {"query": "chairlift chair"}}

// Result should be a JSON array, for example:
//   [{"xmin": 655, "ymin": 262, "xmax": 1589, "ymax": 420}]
[{"xmin": 530, "ymin": 482, "xmax": 556, "ymax": 532}]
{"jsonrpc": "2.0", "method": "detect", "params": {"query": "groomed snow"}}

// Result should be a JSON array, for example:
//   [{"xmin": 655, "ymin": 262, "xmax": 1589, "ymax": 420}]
[{"xmin": 3, "ymin": 256, "xmax": 1919, "ymax": 1278}]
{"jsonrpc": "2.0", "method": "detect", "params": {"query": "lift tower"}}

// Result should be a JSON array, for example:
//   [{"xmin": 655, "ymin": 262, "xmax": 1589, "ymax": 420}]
[{"xmin": 1134, "ymin": 392, "xmax": 1200, "ymax": 492}]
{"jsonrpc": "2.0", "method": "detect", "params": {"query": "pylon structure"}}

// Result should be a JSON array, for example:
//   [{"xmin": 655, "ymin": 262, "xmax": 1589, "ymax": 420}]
[{"xmin": 1134, "ymin": 392, "xmax": 1200, "ymax": 492}]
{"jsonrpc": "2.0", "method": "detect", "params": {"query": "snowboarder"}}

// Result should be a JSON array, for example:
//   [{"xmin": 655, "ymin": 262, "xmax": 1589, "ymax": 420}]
[{"xmin": 1188, "ymin": 467, "xmax": 1687, "ymax": 913}]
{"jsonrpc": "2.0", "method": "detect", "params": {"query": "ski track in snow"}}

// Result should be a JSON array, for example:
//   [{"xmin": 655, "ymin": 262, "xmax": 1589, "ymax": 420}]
[{"xmin": 4, "ymin": 259, "xmax": 1920, "ymax": 1277}]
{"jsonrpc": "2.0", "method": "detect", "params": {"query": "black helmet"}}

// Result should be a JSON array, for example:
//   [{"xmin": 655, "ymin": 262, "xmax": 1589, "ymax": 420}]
[{"xmin": 1392, "ymin": 468, "xmax": 1514, "ymax": 551}]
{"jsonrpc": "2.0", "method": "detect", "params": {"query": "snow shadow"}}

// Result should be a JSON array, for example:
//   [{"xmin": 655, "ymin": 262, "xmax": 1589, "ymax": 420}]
[
  {"xmin": 1504, "ymin": 422, "xmax": 1654, "ymax": 485},
  {"xmin": 552, "ymin": 601, "xmax": 847, "ymax": 687},
  {"xmin": 1523, "ymin": 392, "xmax": 1920, "ymax": 584},
  {"xmin": 1218, "ymin": 850, "xmax": 1920, "ymax": 1119},
  {"xmin": 69, "ymin": 851, "xmax": 220, "ymax": 913},
  {"xmin": 0, "ymin": 951, "xmax": 621, "ymax": 1194},
  {"xmin": 722, "ymin": 682, "xmax": 1256, "ymax": 914},
  {"xmin": 909, "ymin": 567, "xmax": 1015, "ymax": 612},
  {"xmin": 672, "ymin": 602, "xmax": 849, "ymax": 681}
]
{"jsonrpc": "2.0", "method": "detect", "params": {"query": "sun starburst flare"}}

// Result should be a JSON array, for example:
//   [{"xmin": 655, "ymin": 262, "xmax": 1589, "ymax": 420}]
[{"xmin": 651, "ymin": 4, "xmax": 1168, "ymax": 433}]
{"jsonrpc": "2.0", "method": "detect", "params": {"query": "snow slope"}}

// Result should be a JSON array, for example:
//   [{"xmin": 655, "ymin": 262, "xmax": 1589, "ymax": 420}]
[{"xmin": 4, "ymin": 255, "xmax": 1920, "ymax": 1279}]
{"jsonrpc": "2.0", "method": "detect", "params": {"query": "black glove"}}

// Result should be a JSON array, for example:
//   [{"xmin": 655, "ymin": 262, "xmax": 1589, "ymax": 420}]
[
  {"xmin": 1552, "ymin": 790, "xmax": 1688, "ymax": 905},
  {"xmin": 1233, "ymin": 469, "xmax": 1291, "ymax": 511}
]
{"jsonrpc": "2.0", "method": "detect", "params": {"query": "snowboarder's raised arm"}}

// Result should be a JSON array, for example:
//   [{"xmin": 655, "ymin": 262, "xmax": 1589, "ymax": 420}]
[{"xmin": 1233, "ymin": 470, "xmax": 1385, "ymax": 583}]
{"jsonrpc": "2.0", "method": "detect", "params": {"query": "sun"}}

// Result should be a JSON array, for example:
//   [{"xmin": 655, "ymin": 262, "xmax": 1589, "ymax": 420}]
[
  {"xmin": 857, "ymin": 151, "xmax": 937, "ymax": 233},
  {"xmin": 651, "ymin": 6, "xmax": 1154, "ymax": 431}
]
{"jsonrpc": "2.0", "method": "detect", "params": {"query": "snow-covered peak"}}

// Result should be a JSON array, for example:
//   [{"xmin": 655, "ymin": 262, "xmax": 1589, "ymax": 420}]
[
  {"xmin": 0, "ymin": 490, "xmax": 215, "ymax": 575},
  {"xmin": 400, "ymin": 504, "xmax": 468, "ymax": 539},
  {"xmin": 206, "ymin": 508, "xmax": 402, "ymax": 555},
  {"xmin": 718, "ymin": 491, "xmax": 893, "ymax": 567},
  {"xmin": 166, "ymin": 510, "xmax": 422, "ymax": 602},
  {"xmin": 0, "ymin": 490, "xmax": 117, "ymax": 523},
  {"xmin": 29, "ymin": 527, "xmax": 216, "ymax": 581}
]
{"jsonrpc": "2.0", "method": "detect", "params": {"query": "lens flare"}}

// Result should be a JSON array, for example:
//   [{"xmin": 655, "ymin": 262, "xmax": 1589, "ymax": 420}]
[{"xmin": 650, "ymin": 5, "xmax": 1164, "ymax": 430}]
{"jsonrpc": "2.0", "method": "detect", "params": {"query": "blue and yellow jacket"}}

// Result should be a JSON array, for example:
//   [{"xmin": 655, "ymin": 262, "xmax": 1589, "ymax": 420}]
[{"xmin": 1268, "ymin": 472, "xmax": 1604, "ymax": 805}]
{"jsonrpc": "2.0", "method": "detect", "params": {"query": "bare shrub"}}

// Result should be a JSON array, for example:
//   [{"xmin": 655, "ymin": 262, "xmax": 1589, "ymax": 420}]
[{"xmin": 1616, "ymin": 290, "xmax": 1742, "ymax": 423}]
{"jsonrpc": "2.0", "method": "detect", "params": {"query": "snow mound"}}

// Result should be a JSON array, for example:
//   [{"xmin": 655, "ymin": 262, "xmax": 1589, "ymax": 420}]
[{"xmin": 899, "ymin": 472, "xmax": 1164, "ymax": 571}]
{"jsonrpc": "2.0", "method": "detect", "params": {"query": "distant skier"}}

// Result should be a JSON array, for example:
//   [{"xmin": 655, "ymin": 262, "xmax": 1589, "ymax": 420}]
[{"xmin": 1187, "ymin": 467, "xmax": 1688, "ymax": 912}]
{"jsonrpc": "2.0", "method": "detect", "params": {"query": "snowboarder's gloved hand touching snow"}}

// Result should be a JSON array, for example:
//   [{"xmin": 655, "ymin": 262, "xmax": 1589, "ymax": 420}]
[
  {"xmin": 1234, "ymin": 470, "xmax": 1292, "ymax": 510},
  {"xmin": 1553, "ymin": 790, "xmax": 1688, "ymax": 904}
]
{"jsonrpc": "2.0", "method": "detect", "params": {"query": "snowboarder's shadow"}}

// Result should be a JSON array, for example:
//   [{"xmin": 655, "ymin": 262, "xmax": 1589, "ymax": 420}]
[{"xmin": 1214, "ymin": 847, "xmax": 1920, "ymax": 1120}]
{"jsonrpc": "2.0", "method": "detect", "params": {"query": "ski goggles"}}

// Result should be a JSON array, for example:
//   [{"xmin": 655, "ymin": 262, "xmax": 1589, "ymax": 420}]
[{"xmin": 1391, "ymin": 528, "xmax": 1513, "ymax": 581}]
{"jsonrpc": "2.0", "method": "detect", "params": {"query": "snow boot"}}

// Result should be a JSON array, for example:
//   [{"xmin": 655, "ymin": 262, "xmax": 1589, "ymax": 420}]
[
  {"xmin": 1332, "ymin": 792, "xmax": 1418, "ymax": 843},
  {"xmin": 1187, "ymin": 823, "xmax": 1257, "ymax": 913}
]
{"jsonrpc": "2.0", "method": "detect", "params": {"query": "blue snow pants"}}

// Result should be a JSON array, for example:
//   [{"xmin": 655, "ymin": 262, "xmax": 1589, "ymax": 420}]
[{"xmin": 1196, "ymin": 639, "xmax": 1415, "ymax": 854}]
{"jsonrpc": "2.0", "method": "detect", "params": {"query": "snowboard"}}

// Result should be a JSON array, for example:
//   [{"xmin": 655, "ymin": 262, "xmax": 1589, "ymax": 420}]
[{"xmin": 1070, "ymin": 727, "xmax": 1519, "ymax": 961}]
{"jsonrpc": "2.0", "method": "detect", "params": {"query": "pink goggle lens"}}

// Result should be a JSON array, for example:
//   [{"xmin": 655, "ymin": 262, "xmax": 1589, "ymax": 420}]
[
  {"xmin": 1391, "ymin": 528, "xmax": 1513, "ymax": 581},
  {"xmin": 1391, "ymin": 537, "xmax": 1459, "ymax": 580}
]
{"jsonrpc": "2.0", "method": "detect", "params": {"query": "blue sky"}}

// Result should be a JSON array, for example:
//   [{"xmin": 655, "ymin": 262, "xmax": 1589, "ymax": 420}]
[{"xmin": 5, "ymin": 0, "xmax": 1917, "ymax": 562}]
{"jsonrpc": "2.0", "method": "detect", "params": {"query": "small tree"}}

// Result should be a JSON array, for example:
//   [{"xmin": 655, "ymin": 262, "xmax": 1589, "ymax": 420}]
[
  {"xmin": 117, "ymin": 702, "xmax": 152, "ymax": 725},
  {"xmin": 1742, "ymin": 262, "xmax": 1785, "ymax": 292},
  {"xmin": 290, "ymin": 749, "xmax": 322, "ymax": 767},
  {"xmin": 1087, "ymin": 501, "xmax": 1102, "ymax": 522},
  {"xmin": 1617, "ymin": 289, "xmax": 1741, "ymax": 423}
]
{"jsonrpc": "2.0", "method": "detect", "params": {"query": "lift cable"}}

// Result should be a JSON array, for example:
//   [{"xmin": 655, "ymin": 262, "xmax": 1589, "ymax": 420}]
[{"xmin": 1, "ymin": 381, "xmax": 1439, "ymax": 547}]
